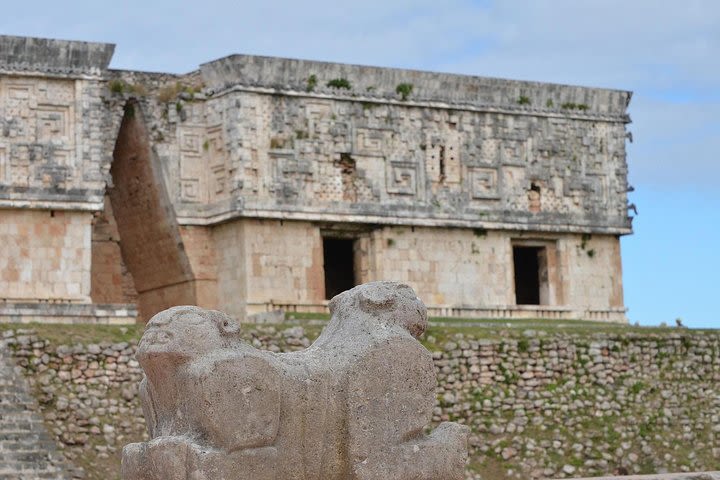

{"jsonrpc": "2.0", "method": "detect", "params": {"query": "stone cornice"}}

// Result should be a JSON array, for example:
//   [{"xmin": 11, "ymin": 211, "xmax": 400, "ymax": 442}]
[
  {"xmin": 174, "ymin": 207, "xmax": 633, "ymax": 235},
  {"xmin": 0, "ymin": 35, "xmax": 114, "ymax": 78},
  {"xmin": 201, "ymin": 53, "xmax": 632, "ymax": 120},
  {"xmin": 208, "ymin": 84, "xmax": 631, "ymax": 123}
]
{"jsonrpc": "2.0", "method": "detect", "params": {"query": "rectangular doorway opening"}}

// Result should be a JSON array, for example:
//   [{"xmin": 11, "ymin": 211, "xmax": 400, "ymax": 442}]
[
  {"xmin": 323, "ymin": 237, "xmax": 356, "ymax": 300},
  {"xmin": 513, "ymin": 246, "xmax": 548, "ymax": 305}
]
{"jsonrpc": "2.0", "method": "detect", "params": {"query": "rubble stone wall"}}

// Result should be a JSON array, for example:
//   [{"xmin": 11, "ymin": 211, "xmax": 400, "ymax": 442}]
[{"xmin": 4, "ymin": 327, "xmax": 718, "ymax": 480}]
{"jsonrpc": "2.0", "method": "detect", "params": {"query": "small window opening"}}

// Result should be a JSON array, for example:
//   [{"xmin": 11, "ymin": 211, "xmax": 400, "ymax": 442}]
[
  {"xmin": 528, "ymin": 182, "xmax": 542, "ymax": 213},
  {"xmin": 438, "ymin": 145, "xmax": 446, "ymax": 180},
  {"xmin": 513, "ymin": 246, "xmax": 548, "ymax": 305},
  {"xmin": 323, "ymin": 238, "xmax": 356, "ymax": 300},
  {"xmin": 335, "ymin": 153, "xmax": 358, "ymax": 202}
]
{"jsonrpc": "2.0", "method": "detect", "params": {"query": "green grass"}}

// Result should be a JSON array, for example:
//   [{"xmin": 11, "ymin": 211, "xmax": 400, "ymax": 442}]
[
  {"xmin": 2, "ymin": 315, "xmax": 714, "ymax": 350},
  {"xmin": 284, "ymin": 311, "xmax": 331, "ymax": 321},
  {"xmin": 0, "ymin": 322, "xmax": 144, "ymax": 345},
  {"xmin": 282, "ymin": 312, "xmax": 716, "ymax": 349},
  {"xmin": 0, "ymin": 321, "xmax": 330, "ymax": 348}
]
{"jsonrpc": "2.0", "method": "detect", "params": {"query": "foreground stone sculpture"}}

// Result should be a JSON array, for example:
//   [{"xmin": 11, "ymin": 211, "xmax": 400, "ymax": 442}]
[{"xmin": 121, "ymin": 281, "xmax": 469, "ymax": 479}]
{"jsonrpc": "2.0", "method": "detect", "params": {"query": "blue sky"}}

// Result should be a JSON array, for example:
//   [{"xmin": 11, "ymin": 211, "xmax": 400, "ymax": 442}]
[{"xmin": 3, "ymin": 0, "xmax": 719, "ymax": 327}]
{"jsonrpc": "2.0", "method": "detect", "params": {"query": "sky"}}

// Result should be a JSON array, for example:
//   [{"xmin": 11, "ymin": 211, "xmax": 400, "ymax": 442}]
[{"xmin": 3, "ymin": 0, "xmax": 718, "ymax": 328}]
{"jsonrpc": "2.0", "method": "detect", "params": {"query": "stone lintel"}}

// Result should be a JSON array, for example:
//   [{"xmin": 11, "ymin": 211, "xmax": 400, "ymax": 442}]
[
  {"xmin": 200, "ymin": 54, "xmax": 632, "ymax": 116},
  {"xmin": 0, "ymin": 35, "xmax": 114, "ymax": 77}
]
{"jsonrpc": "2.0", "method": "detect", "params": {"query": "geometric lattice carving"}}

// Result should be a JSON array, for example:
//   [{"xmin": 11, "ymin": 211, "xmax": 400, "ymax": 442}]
[
  {"xmin": 206, "ymin": 125, "xmax": 227, "ymax": 198},
  {"xmin": 468, "ymin": 167, "xmax": 499, "ymax": 199},
  {"xmin": 179, "ymin": 128, "xmax": 204, "ymax": 202},
  {"xmin": 426, "ymin": 128, "xmax": 460, "ymax": 184},
  {"xmin": 181, "ymin": 130, "xmax": 202, "ymax": 153},
  {"xmin": 169, "ymin": 79, "xmax": 628, "ymax": 231},
  {"xmin": 181, "ymin": 179, "xmax": 201, "ymax": 201},
  {"xmin": 52, "ymin": 149, "xmax": 72, "ymax": 168},
  {"xmin": 0, "ymin": 78, "xmax": 77, "ymax": 191},
  {"xmin": 386, "ymin": 160, "xmax": 417, "ymax": 196},
  {"xmin": 36, "ymin": 105, "xmax": 71, "ymax": 143},
  {"xmin": 178, "ymin": 124, "xmax": 228, "ymax": 203},
  {"xmin": 305, "ymin": 101, "xmax": 332, "ymax": 121},
  {"xmin": 355, "ymin": 128, "xmax": 387, "ymax": 157},
  {"xmin": 500, "ymin": 139, "xmax": 529, "ymax": 167},
  {"xmin": 270, "ymin": 150, "xmax": 314, "ymax": 201}
]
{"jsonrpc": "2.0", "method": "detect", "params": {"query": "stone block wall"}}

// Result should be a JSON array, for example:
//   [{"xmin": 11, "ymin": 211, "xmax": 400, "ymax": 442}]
[
  {"xmin": 95, "ymin": 54, "xmax": 632, "ymax": 323},
  {"xmin": 367, "ymin": 228, "xmax": 623, "ymax": 319},
  {"xmin": 0, "ymin": 332, "xmax": 73, "ymax": 479},
  {"xmin": 213, "ymin": 219, "xmax": 325, "ymax": 319},
  {"xmin": 177, "ymin": 225, "xmax": 218, "ymax": 308},
  {"xmin": 559, "ymin": 234, "xmax": 624, "ymax": 311},
  {"xmin": 429, "ymin": 331, "xmax": 720, "ymax": 479},
  {"xmin": 367, "ymin": 227, "xmax": 511, "ymax": 307},
  {"xmin": 212, "ymin": 221, "xmax": 247, "ymax": 318},
  {"xmin": 0, "ymin": 209, "xmax": 91, "ymax": 302},
  {"xmin": 188, "ymin": 219, "xmax": 625, "ymax": 321},
  {"xmin": 91, "ymin": 197, "xmax": 137, "ymax": 305}
]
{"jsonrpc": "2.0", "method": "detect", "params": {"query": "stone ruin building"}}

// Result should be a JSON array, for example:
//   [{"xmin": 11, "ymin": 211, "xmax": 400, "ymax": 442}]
[{"xmin": 0, "ymin": 35, "xmax": 634, "ymax": 324}]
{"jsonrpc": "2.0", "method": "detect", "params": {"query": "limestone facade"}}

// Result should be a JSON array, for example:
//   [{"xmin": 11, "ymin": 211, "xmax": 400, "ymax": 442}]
[
  {"xmin": 0, "ymin": 35, "xmax": 634, "ymax": 323},
  {"xmin": 208, "ymin": 220, "xmax": 625, "ymax": 322}
]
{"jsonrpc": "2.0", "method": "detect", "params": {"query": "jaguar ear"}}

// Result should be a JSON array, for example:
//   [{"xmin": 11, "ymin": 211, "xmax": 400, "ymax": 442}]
[
  {"xmin": 216, "ymin": 311, "xmax": 240, "ymax": 335},
  {"xmin": 357, "ymin": 282, "xmax": 396, "ymax": 313},
  {"xmin": 220, "ymin": 315, "xmax": 240, "ymax": 335}
]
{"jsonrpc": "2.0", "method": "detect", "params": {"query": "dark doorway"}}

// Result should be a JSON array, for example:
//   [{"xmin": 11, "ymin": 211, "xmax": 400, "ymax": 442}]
[
  {"xmin": 323, "ymin": 238, "xmax": 356, "ymax": 300},
  {"xmin": 513, "ymin": 246, "xmax": 543, "ymax": 305}
]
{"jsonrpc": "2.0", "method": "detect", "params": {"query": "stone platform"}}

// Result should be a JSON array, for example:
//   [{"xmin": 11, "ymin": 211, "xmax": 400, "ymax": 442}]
[{"xmin": 0, "ymin": 303, "xmax": 136, "ymax": 324}]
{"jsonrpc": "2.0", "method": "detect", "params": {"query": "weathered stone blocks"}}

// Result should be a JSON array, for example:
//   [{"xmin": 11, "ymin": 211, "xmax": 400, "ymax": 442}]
[{"xmin": 121, "ymin": 282, "xmax": 469, "ymax": 479}]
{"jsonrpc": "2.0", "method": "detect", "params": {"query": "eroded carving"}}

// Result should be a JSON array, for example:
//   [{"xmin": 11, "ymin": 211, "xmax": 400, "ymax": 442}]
[
  {"xmin": 469, "ymin": 166, "xmax": 500, "ymax": 199},
  {"xmin": 386, "ymin": 160, "xmax": 418, "ymax": 196},
  {"xmin": 0, "ymin": 78, "xmax": 78, "ymax": 191},
  {"xmin": 121, "ymin": 282, "xmax": 469, "ymax": 480}
]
